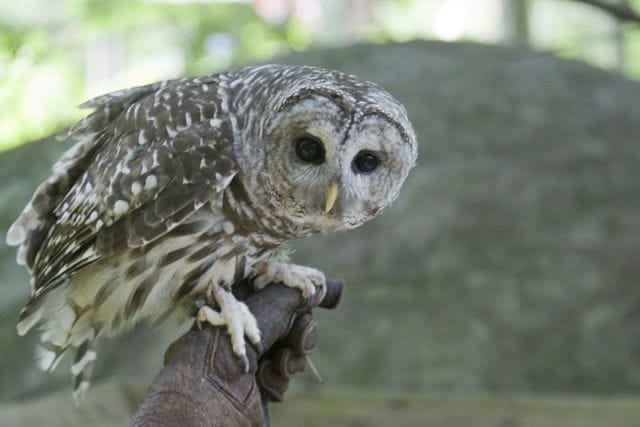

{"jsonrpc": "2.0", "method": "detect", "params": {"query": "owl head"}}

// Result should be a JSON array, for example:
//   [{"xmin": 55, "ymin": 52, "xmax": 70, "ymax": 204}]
[{"xmin": 230, "ymin": 65, "xmax": 417, "ymax": 236}]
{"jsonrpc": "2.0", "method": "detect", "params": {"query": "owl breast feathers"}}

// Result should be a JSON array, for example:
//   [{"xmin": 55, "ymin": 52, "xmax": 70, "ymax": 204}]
[{"xmin": 6, "ymin": 64, "xmax": 417, "ymax": 399}]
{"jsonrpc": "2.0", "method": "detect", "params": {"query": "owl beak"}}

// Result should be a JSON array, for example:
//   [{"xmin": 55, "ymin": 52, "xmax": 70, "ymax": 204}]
[{"xmin": 324, "ymin": 183, "xmax": 339, "ymax": 213}]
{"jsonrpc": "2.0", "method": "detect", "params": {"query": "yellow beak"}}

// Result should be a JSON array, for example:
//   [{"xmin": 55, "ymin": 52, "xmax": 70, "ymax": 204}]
[{"xmin": 325, "ymin": 183, "xmax": 339, "ymax": 213}]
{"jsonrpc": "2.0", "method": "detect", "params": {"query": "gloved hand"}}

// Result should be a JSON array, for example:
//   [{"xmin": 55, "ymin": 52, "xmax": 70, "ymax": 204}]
[{"xmin": 130, "ymin": 280, "xmax": 343, "ymax": 427}]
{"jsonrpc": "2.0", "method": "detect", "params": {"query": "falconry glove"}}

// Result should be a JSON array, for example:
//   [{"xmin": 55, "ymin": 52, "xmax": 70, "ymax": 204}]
[{"xmin": 130, "ymin": 280, "xmax": 343, "ymax": 427}]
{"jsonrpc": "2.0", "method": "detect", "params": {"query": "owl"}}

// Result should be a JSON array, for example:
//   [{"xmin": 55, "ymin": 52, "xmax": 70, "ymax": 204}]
[{"xmin": 6, "ymin": 64, "xmax": 417, "ymax": 400}]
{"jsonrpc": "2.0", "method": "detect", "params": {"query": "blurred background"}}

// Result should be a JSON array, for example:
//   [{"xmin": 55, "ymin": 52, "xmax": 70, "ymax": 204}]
[
  {"xmin": 3, "ymin": 0, "xmax": 640, "ymax": 152},
  {"xmin": 1, "ymin": 0, "xmax": 640, "ymax": 426}
]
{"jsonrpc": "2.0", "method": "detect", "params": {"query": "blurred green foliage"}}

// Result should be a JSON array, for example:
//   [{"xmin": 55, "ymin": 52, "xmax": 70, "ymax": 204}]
[
  {"xmin": 2, "ymin": 0, "xmax": 640, "ymax": 152},
  {"xmin": 0, "ymin": 0, "xmax": 315, "ymax": 151}
]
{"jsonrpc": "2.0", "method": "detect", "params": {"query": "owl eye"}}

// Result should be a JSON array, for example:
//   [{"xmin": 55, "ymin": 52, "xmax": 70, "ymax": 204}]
[
  {"xmin": 295, "ymin": 136, "xmax": 325, "ymax": 164},
  {"xmin": 352, "ymin": 151, "xmax": 379, "ymax": 174}
]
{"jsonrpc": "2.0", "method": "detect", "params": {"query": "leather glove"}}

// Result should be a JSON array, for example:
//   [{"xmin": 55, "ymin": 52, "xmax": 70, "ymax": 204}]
[{"xmin": 130, "ymin": 280, "xmax": 343, "ymax": 427}]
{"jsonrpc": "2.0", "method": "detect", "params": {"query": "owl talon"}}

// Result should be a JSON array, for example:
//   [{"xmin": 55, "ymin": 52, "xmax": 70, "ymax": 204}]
[
  {"xmin": 196, "ymin": 287, "xmax": 261, "ymax": 371},
  {"xmin": 252, "ymin": 261, "xmax": 326, "ymax": 301},
  {"xmin": 191, "ymin": 297, "xmax": 208, "ymax": 318},
  {"xmin": 239, "ymin": 354, "xmax": 250, "ymax": 373},
  {"xmin": 196, "ymin": 305, "xmax": 224, "ymax": 329}
]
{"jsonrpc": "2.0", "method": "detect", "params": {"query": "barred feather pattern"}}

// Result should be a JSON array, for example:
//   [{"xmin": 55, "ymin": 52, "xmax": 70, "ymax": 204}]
[{"xmin": 6, "ymin": 64, "xmax": 418, "ymax": 399}]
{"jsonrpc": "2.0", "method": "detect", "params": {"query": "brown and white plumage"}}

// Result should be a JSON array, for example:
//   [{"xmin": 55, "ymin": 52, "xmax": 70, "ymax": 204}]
[{"xmin": 6, "ymin": 64, "xmax": 417, "ymax": 400}]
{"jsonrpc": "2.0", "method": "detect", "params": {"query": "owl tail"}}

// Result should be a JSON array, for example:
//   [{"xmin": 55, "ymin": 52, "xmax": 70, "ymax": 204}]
[
  {"xmin": 35, "ymin": 302, "xmax": 100, "ymax": 402},
  {"xmin": 71, "ymin": 340, "xmax": 96, "ymax": 403},
  {"xmin": 37, "ymin": 337, "xmax": 97, "ymax": 403}
]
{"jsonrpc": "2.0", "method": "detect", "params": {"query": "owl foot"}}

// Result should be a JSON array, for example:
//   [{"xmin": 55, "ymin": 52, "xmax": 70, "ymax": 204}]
[
  {"xmin": 196, "ymin": 286, "xmax": 261, "ymax": 372},
  {"xmin": 252, "ymin": 261, "xmax": 326, "ymax": 300}
]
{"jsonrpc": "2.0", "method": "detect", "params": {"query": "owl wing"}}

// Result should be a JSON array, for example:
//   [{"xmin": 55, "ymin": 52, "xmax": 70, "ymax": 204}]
[
  {"xmin": 6, "ymin": 82, "xmax": 163, "ymax": 271},
  {"xmin": 12, "ymin": 76, "xmax": 236, "ymax": 314}
]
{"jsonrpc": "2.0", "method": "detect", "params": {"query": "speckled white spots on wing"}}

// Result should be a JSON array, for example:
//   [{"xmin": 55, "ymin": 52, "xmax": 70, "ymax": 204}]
[
  {"xmin": 84, "ymin": 211, "xmax": 98, "ymax": 225},
  {"xmin": 62, "ymin": 242, "xmax": 79, "ymax": 255},
  {"xmin": 131, "ymin": 181, "xmax": 142, "ymax": 195},
  {"xmin": 115, "ymin": 162, "xmax": 131, "ymax": 175},
  {"xmin": 222, "ymin": 221, "xmax": 235, "ymax": 234},
  {"xmin": 138, "ymin": 129, "xmax": 148, "ymax": 145},
  {"xmin": 228, "ymin": 78, "xmax": 243, "ymax": 89},
  {"xmin": 113, "ymin": 200, "xmax": 129, "ymax": 215},
  {"xmin": 144, "ymin": 175, "xmax": 158, "ymax": 190}
]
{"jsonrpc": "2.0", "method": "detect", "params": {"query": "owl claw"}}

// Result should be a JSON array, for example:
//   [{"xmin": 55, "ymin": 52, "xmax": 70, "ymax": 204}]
[
  {"xmin": 196, "ymin": 286, "xmax": 261, "ymax": 372},
  {"xmin": 239, "ymin": 354, "xmax": 250, "ymax": 373},
  {"xmin": 252, "ymin": 261, "xmax": 326, "ymax": 300}
]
